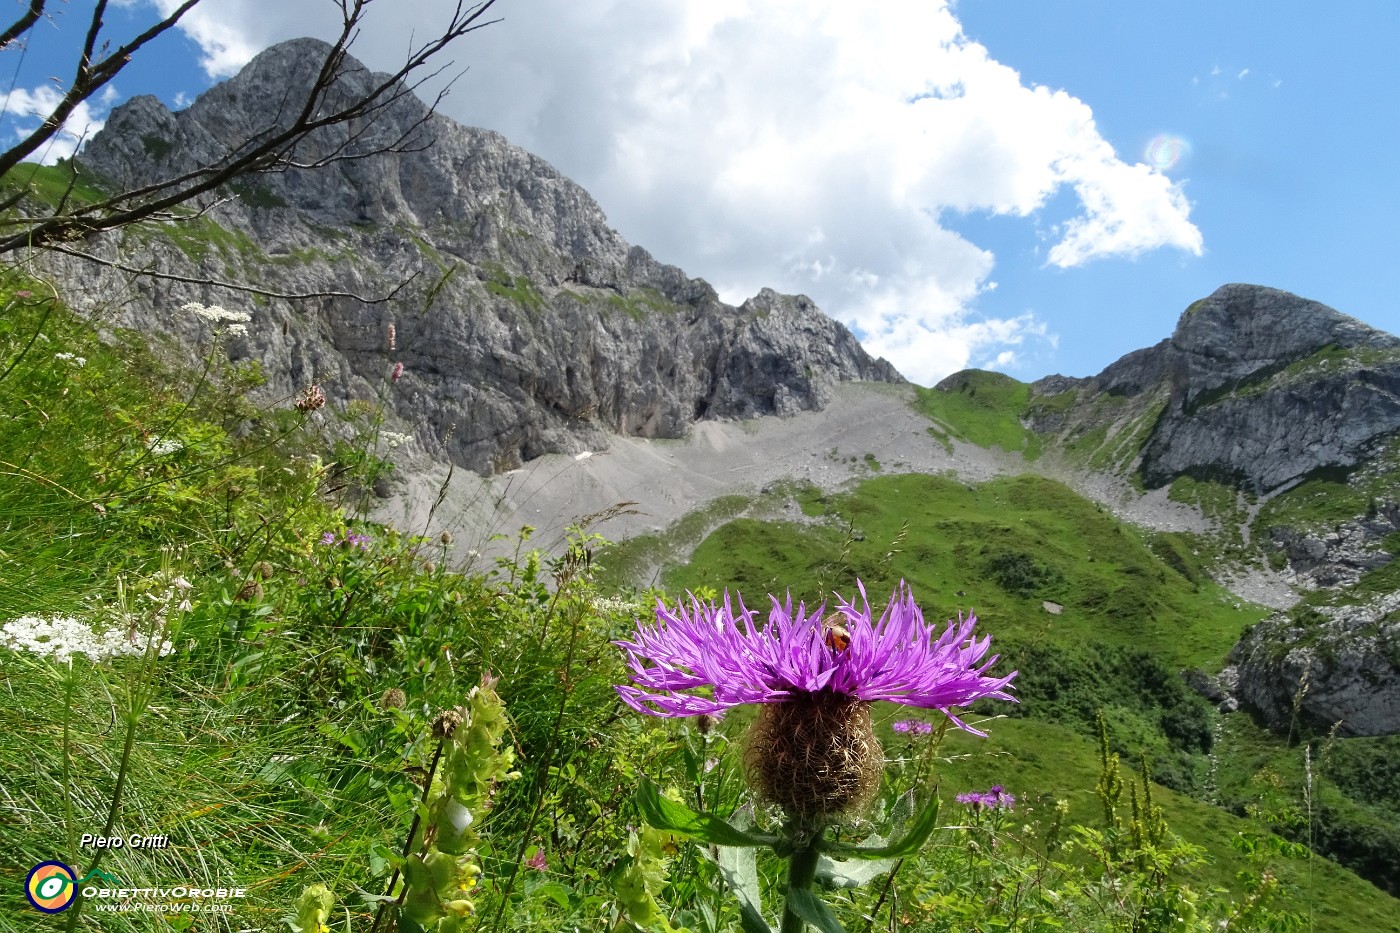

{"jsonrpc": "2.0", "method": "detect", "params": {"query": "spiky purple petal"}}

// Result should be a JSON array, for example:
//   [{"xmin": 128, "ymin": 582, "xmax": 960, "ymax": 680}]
[{"xmin": 614, "ymin": 580, "xmax": 1017, "ymax": 733}]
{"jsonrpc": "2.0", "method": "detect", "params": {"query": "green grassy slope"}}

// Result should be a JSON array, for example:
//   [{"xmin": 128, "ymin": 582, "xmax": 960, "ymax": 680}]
[
  {"xmin": 665, "ymin": 473, "xmax": 1261, "ymax": 672},
  {"xmin": 648, "ymin": 472, "xmax": 1399, "ymax": 927}
]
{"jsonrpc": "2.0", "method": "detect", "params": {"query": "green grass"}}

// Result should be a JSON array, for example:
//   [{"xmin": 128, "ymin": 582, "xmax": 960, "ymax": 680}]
[
  {"xmin": 606, "ymin": 286, "xmax": 677, "ymax": 321},
  {"xmin": 911, "ymin": 370, "xmax": 1040, "ymax": 456},
  {"xmin": 0, "ymin": 159, "xmax": 109, "ymax": 209},
  {"xmin": 929, "ymin": 717, "xmax": 1400, "ymax": 933},
  {"xmin": 481, "ymin": 260, "xmax": 546, "ymax": 311},
  {"xmin": 666, "ymin": 472, "xmax": 1262, "ymax": 671},
  {"xmin": 648, "ymin": 470, "xmax": 1400, "ymax": 918},
  {"xmin": 144, "ymin": 213, "xmax": 260, "ymax": 266}
]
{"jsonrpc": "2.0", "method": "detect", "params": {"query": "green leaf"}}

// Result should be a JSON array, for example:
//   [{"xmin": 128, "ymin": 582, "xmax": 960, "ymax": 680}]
[
  {"xmin": 637, "ymin": 779, "xmax": 778, "ymax": 849},
  {"xmin": 819, "ymin": 796, "xmax": 940, "ymax": 860},
  {"xmin": 710, "ymin": 843, "xmax": 773, "ymax": 933},
  {"xmin": 815, "ymin": 853, "xmax": 896, "ymax": 888},
  {"xmin": 531, "ymin": 880, "xmax": 573, "ymax": 909},
  {"xmin": 786, "ymin": 888, "xmax": 846, "ymax": 933}
]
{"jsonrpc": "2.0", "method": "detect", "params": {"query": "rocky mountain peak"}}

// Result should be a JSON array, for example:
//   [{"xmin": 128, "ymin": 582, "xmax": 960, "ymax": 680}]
[
  {"xmin": 1168, "ymin": 283, "xmax": 1399, "ymax": 408},
  {"xmin": 61, "ymin": 38, "xmax": 902, "ymax": 477}
]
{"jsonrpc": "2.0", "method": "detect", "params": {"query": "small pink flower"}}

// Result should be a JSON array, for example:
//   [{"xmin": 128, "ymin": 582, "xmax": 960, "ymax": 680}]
[
  {"xmin": 391, "ymin": 362, "xmax": 404, "ymax": 383},
  {"xmin": 526, "ymin": 848, "xmax": 546, "ymax": 871},
  {"xmin": 387, "ymin": 323, "xmax": 396, "ymax": 352}
]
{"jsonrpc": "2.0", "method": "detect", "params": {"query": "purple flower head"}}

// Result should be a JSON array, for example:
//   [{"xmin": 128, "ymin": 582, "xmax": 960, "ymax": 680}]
[
  {"xmin": 321, "ymin": 529, "xmax": 372, "ymax": 550},
  {"xmin": 956, "ymin": 786, "xmax": 1016, "ymax": 811},
  {"xmin": 525, "ymin": 848, "xmax": 546, "ymax": 871},
  {"xmin": 893, "ymin": 719, "xmax": 934, "ymax": 735},
  {"xmin": 614, "ymin": 580, "xmax": 1017, "ymax": 735}
]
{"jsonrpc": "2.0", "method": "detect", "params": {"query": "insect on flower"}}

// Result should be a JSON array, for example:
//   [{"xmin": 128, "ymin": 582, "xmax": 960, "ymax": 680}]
[{"xmin": 822, "ymin": 622, "xmax": 851, "ymax": 652}]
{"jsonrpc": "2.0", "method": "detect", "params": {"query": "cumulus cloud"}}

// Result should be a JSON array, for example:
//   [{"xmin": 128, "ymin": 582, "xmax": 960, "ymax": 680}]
[
  {"xmin": 0, "ymin": 85, "xmax": 111, "ymax": 163},
  {"xmin": 136, "ymin": 0, "xmax": 1202, "ymax": 386}
]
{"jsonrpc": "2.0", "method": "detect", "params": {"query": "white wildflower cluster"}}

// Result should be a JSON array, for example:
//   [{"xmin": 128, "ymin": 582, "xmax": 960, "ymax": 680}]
[
  {"xmin": 593, "ymin": 595, "xmax": 638, "ymax": 616},
  {"xmin": 1, "ymin": 615, "xmax": 173, "ymax": 662},
  {"xmin": 147, "ymin": 437, "xmax": 183, "ymax": 456},
  {"xmin": 381, "ymin": 431, "xmax": 412, "ymax": 449},
  {"xmin": 183, "ymin": 302, "xmax": 252, "ymax": 335},
  {"xmin": 54, "ymin": 352, "xmax": 86, "ymax": 367}
]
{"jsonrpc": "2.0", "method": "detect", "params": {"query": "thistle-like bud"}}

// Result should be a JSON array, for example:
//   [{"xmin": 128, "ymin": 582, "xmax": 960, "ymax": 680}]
[
  {"xmin": 295, "ymin": 384, "xmax": 326, "ymax": 412},
  {"xmin": 381, "ymin": 687, "xmax": 407, "ymax": 710},
  {"xmin": 742, "ymin": 692, "xmax": 883, "ymax": 821},
  {"xmin": 234, "ymin": 580, "xmax": 264, "ymax": 603},
  {"xmin": 432, "ymin": 707, "xmax": 466, "ymax": 740}
]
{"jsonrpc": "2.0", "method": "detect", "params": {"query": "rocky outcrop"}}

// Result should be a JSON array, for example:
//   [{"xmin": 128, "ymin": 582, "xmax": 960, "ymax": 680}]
[
  {"xmin": 1136, "ymin": 285, "xmax": 1400, "ymax": 491},
  {"xmin": 1011, "ymin": 285, "xmax": 1400, "ymax": 737},
  {"xmin": 57, "ymin": 38, "xmax": 900, "ymax": 475},
  {"xmin": 1025, "ymin": 284, "xmax": 1400, "ymax": 493},
  {"xmin": 1270, "ymin": 501, "xmax": 1400, "ymax": 589},
  {"xmin": 1228, "ymin": 593, "xmax": 1400, "ymax": 737}
]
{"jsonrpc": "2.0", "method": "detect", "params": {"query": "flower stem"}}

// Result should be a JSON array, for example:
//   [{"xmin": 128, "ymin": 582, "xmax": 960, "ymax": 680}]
[{"xmin": 780, "ymin": 842, "xmax": 821, "ymax": 933}]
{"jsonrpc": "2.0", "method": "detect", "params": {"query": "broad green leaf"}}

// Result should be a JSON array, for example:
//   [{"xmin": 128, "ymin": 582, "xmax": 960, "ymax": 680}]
[
  {"xmin": 786, "ymin": 888, "xmax": 846, "ymax": 933},
  {"xmin": 711, "ymin": 843, "xmax": 773, "ymax": 933},
  {"xmin": 819, "ymin": 796, "xmax": 940, "ymax": 860},
  {"xmin": 637, "ymin": 779, "xmax": 778, "ymax": 849},
  {"xmin": 815, "ymin": 853, "xmax": 896, "ymax": 888}
]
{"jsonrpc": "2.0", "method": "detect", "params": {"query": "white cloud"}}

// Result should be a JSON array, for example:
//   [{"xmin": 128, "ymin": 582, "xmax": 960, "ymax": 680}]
[
  {"xmin": 0, "ymin": 85, "xmax": 108, "ymax": 163},
  {"xmin": 138, "ymin": 0, "xmax": 1202, "ymax": 386}
]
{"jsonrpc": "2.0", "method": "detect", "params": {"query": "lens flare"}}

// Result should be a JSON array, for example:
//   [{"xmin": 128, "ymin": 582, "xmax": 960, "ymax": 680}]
[{"xmin": 1144, "ymin": 134, "xmax": 1189, "ymax": 171}]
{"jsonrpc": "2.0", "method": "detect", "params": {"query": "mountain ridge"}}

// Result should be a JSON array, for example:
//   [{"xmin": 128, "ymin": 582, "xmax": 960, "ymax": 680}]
[{"xmin": 58, "ymin": 37, "xmax": 902, "ymax": 476}]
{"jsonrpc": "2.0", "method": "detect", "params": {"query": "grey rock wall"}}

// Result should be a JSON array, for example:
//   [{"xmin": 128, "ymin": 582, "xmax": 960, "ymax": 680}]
[{"xmin": 58, "ymin": 38, "xmax": 901, "ymax": 476}]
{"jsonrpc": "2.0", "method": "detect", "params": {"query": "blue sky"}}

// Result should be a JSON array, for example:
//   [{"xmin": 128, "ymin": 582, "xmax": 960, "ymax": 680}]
[{"xmin": 4, "ymin": 1, "xmax": 1398, "ymax": 386}]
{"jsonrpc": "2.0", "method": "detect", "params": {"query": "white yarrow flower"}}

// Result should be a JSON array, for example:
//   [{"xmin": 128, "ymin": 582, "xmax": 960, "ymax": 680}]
[
  {"xmin": 184, "ymin": 302, "xmax": 253, "ymax": 332},
  {"xmin": 54, "ymin": 352, "xmax": 87, "ymax": 367},
  {"xmin": 381, "ymin": 431, "xmax": 411, "ymax": 449},
  {"xmin": 147, "ymin": 437, "xmax": 183, "ymax": 456},
  {"xmin": 0, "ymin": 615, "xmax": 173, "ymax": 662}
]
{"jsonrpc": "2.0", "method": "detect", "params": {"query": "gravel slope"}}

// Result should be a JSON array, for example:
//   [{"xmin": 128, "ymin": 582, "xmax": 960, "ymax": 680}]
[{"xmin": 374, "ymin": 381, "xmax": 1295, "ymax": 606}]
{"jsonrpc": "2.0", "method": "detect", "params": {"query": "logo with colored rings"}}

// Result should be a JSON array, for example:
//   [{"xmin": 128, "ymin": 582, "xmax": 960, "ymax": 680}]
[{"xmin": 26, "ymin": 861, "xmax": 77, "ymax": 913}]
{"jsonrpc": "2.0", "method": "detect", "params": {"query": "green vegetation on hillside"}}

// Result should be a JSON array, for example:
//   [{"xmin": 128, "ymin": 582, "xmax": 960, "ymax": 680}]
[
  {"xmin": 912, "ymin": 370, "xmax": 1041, "ymax": 456},
  {"xmin": 667, "ymin": 472, "xmax": 1261, "ymax": 671}
]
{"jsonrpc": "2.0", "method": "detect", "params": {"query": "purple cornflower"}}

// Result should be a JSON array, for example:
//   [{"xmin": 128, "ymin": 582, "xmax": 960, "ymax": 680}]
[
  {"xmin": 615, "ymin": 579, "xmax": 1016, "ymax": 734},
  {"xmin": 956, "ymin": 785, "xmax": 1016, "ymax": 811},
  {"xmin": 321, "ymin": 530, "xmax": 372, "ymax": 550},
  {"xmin": 616, "ymin": 579, "xmax": 1016, "ymax": 821},
  {"xmin": 893, "ymin": 719, "xmax": 934, "ymax": 735}
]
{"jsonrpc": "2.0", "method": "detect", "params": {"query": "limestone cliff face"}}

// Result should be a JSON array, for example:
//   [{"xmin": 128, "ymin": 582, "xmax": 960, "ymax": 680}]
[
  {"xmin": 63, "ymin": 38, "xmax": 900, "ymax": 475},
  {"xmin": 1024, "ymin": 284, "xmax": 1400, "ymax": 493},
  {"xmin": 1138, "ymin": 284, "xmax": 1400, "ymax": 491},
  {"xmin": 1226, "ymin": 592, "xmax": 1400, "ymax": 738}
]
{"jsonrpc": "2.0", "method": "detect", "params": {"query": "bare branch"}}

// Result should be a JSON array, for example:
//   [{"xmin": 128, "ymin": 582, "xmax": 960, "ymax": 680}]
[
  {"xmin": 0, "ymin": 0, "xmax": 46, "ymax": 52},
  {"xmin": 46, "ymin": 242, "xmax": 422, "ymax": 304},
  {"xmin": 0, "ymin": 0, "xmax": 203, "ymax": 178},
  {"xmin": 0, "ymin": 0, "xmax": 503, "ymax": 258}
]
